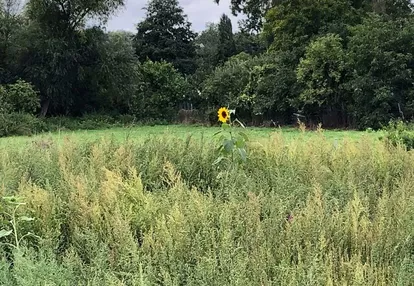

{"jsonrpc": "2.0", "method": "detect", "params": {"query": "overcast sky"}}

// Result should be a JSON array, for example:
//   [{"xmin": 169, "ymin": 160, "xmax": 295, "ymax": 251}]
[{"xmin": 106, "ymin": 0, "xmax": 241, "ymax": 32}]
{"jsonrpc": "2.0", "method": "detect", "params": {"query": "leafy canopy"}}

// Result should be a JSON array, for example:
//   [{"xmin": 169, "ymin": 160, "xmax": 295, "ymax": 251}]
[
  {"xmin": 134, "ymin": 0, "xmax": 197, "ymax": 75},
  {"xmin": 216, "ymin": 14, "xmax": 237, "ymax": 65}
]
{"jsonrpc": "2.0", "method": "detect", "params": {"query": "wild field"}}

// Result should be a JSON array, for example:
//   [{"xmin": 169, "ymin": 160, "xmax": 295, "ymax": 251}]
[
  {"xmin": 0, "ymin": 127, "xmax": 413, "ymax": 285},
  {"xmin": 0, "ymin": 125, "xmax": 368, "ymax": 148}
]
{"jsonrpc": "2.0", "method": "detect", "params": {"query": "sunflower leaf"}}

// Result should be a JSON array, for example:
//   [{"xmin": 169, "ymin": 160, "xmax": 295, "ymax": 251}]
[
  {"xmin": 235, "ymin": 138, "xmax": 245, "ymax": 148},
  {"xmin": 223, "ymin": 139, "xmax": 234, "ymax": 153},
  {"xmin": 238, "ymin": 148, "xmax": 247, "ymax": 162}
]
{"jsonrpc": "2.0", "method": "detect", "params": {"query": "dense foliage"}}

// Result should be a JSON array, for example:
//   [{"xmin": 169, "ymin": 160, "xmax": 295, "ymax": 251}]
[
  {"xmin": 134, "ymin": 0, "xmax": 197, "ymax": 75},
  {"xmin": 0, "ymin": 133, "xmax": 413, "ymax": 284},
  {"xmin": 130, "ymin": 60, "xmax": 191, "ymax": 121},
  {"xmin": 2, "ymin": 0, "xmax": 414, "ymax": 132},
  {"xmin": 2, "ymin": 0, "xmax": 414, "ymax": 283}
]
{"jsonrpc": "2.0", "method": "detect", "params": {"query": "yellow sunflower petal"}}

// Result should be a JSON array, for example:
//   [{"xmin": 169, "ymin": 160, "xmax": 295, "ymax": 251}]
[{"xmin": 218, "ymin": 107, "xmax": 230, "ymax": 123}]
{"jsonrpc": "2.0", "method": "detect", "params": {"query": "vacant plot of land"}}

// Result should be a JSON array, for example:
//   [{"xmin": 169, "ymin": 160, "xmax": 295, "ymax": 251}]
[{"xmin": 1, "ymin": 126, "xmax": 411, "ymax": 285}]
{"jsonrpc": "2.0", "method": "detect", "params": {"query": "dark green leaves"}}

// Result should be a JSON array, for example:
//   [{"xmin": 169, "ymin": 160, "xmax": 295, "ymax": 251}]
[
  {"xmin": 223, "ymin": 139, "xmax": 234, "ymax": 153},
  {"xmin": 297, "ymin": 34, "xmax": 346, "ymax": 107},
  {"xmin": 129, "ymin": 60, "xmax": 191, "ymax": 121},
  {"xmin": 216, "ymin": 14, "xmax": 237, "ymax": 65},
  {"xmin": 134, "ymin": 0, "xmax": 197, "ymax": 74}
]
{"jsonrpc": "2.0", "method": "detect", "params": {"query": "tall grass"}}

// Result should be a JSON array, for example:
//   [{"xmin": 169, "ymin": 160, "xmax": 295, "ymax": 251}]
[{"xmin": 0, "ymin": 133, "xmax": 413, "ymax": 285}]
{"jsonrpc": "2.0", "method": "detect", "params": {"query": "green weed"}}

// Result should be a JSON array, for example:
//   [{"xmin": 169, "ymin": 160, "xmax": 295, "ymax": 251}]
[{"xmin": 0, "ymin": 131, "xmax": 412, "ymax": 285}]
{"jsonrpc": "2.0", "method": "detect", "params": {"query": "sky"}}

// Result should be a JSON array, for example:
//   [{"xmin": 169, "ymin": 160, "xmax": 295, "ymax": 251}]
[{"xmin": 106, "ymin": 0, "xmax": 241, "ymax": 33}]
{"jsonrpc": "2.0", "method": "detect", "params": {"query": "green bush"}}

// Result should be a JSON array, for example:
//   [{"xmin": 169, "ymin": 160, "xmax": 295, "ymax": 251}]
[
  {"xmin": 202, "ymin": 52, "xmax": 251, "ymax": 110},
  {"xmin": 383, "ymin": 120, "xmax": 414, "ymax": 150},
  {"xmin": 0, "ymin": 81, "xmax": 41, "ymax": 137},
  {"xmin": 201, "ymin": 52, "xmax": 296, "ymax": 123},
  {"xmin": 0, "ymin": 113, "xmax": 152, "ymax": 138},
  {"xmin": 116, "ymin": 114, "xmax": 136, "ymax": 125},
  {"xmin": 0, "ymin": 113, "xmax": 45, "ymax": 137},
  {"xmin": 40, "ymin": 114, "xmax": 138, "ymax": 133},
  {"xmin": 0, "ymin": 80, "xmax": 40, "ymax": 114},
  {"xmin": 129, "ymin": 60, "xmax": 191, "ymax": 121},
  {"xmin": 0, "ymin": 86, "xmax": 12, "ymax": 114}
]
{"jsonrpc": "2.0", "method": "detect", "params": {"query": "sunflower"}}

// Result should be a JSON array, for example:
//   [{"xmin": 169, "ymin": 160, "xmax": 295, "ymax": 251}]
[{"xmin": 218, "ymin": 107, "xmax": 230, "ymax": 123}]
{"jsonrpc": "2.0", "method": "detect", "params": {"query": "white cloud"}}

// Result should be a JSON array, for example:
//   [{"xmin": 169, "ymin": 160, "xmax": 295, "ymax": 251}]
[{"xmin": 106, "ymin": 0, "xmax": 241, "ymax": 33}]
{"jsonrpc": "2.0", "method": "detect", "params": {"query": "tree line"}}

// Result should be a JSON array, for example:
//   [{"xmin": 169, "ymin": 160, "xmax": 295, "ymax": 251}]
[{"xmin": 1, "ymin": 0, "xmax": 414, "ymax": 129}]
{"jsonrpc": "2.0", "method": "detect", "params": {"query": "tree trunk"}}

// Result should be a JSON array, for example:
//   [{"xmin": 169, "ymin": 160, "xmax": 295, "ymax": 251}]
[{"xmin": 40, "ymin": 99, "xmax": 50, "ymax": 117}]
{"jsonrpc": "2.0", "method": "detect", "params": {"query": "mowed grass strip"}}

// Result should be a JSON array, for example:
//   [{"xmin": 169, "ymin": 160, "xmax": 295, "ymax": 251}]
[{"xmin": 0, "ymin": 125, "xmax": 376, "ymax": 150}]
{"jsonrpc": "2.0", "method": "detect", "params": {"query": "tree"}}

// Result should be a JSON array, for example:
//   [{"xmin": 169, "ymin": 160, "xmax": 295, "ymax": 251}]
[
  {"xmin": 202, "ymin": 51, "xmax": 298, "ymax": 123},
  {"xmin": 19, "ymin": 0, "xmax": 125, "ymax": 116},
  {"xmin": 216, "ymin": 14, "xmax": 236, "ymax": 65},
  {"xmin": 244, "ymin": 51, "xmax": 298, "ymax": 122},
  {"xmin": 74, "ymin": 30, "xmax": 140, "ymax": 114},
  {"xmin": 263, "ymin": 0, "xmax": 357, "ymax": 54},
  {"xmin": 129, "ymin": 60, "xmax": 191, "ymax": 120},
  {"xmin": 214, "ymin": 0, "xmax": 407, "ymax": 31},
  {"xmin": 345, "ymin": 15, "xmax": 414, "ymax": 128},
  {"xmin": 202, "ymin": 53, "xmax": 251, "ymax": 113},
  {"xmin": 214, "ymin": 0, "xmax": 276, "ymax": 32},
  {"xmin": 367, "ymin": 0, "xmax": 412, "ymax": 17},
  {"xmin": 234, "ymin": 31, "xmax": 266, "ymax": 56},
  {"xmin": 195, "ymin": 24, "xmax": 220, "ymax": 64},
  {"xmin": 0, "ymin": 80, "xmax": 40, "ymax": 113},
  {"xmin": 26, "ymin": 0, "xmax": 125, "ymax": 34},
  {"xmin": 297, "ymin": 34, "xmax": 348, "ymax": 126},
  {"xmin": 134, "ymin": 0, "xmax": 197, "ymax": 75},
  {"xmin": 0, "ymin": 0, "xmax": 23, "ymax": 83},
  {"xmin": 191, "ymin": 23, "xmax": 220, "ymax": 88}
]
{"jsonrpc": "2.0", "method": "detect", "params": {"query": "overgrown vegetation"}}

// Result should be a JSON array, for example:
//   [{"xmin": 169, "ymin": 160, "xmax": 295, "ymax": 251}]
[
  {"xmin": 383, "ymin": 120, "xmax": 414, "ymax": 150},
  {"xmin": 3, "ymin": 0, "xmax": 414, "ymax": 131},
  {"xmin": 2, "ymin": 0, "xmax": 414, "ymax": 283},
  {"xmin": 0, "ymin": 133, "xmax": 413, "ymax": 285}
]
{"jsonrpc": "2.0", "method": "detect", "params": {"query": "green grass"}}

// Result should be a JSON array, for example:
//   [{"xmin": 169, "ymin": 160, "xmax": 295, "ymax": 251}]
[
  {"xmin": 1, "ymin": 126, "xmax": 410, "ymax": 286},
  {"xmin": 0, "ymin": 124, "xmax": 378, "ymax": 150}
]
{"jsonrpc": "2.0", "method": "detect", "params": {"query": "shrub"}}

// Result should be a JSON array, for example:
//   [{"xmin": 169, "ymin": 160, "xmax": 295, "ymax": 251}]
[
  {"xmin": 116, "ymin": 114, "xmax": 136, "ymax": 125},
  {"xmin": 0, "ymin": 113, "xmax": 45, "ymax": 137},
  {"xmin": 129, "ymin": 61, "xmax": 191, "ymax": 121},
  {"xmin": 41, "ymin": 114, "xmax": 137, "ymax": 133},
  {"xmin": 202, "ymin": 52, "xmax": 251, "ymax": 110},
  {"xmin": 201, "ymin": 52, "xmax": 297, "ymax": 123},
  {"xmin": 383, "ymin": 120, "xmax": 414, "ymax": 150},
  {"xmin": 77, "ymin": 113, "xmax": 116, "ymax": 130},
  {"xmin": 1, "ymin": 80, "xmax": 40, "ymax": 114},
  {"xmin": 0, "ymin": 113, "xmax": 145, "ymax": 138},
  {"xmin": 0, "ymin": 86, "xmax": 12, "ymax": 114}
]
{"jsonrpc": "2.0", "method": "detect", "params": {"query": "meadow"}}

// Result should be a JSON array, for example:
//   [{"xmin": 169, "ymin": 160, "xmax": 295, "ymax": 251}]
[
  {"xmin": 0, "ymin": 125, "xmax": 368, "ymax": 148},
  {"xmin": 0, "ymin": 126, "xmax": 413, "ymax": 285}
]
